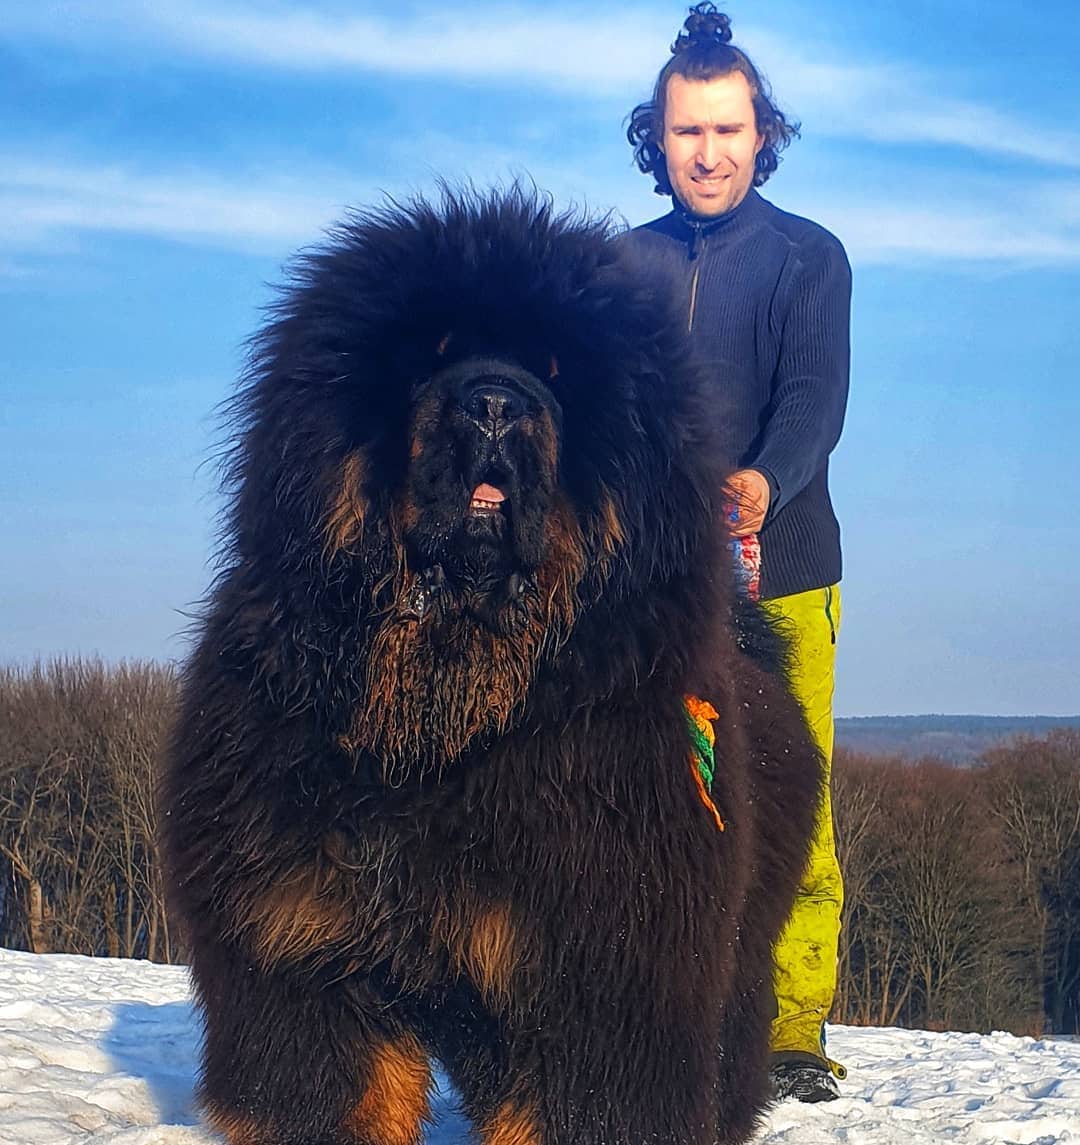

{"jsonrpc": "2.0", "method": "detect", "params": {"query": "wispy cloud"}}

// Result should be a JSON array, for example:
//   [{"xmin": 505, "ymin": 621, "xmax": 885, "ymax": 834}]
[
  {"xmin": 0, "ymin": 148, "xmax": 628, "ymax": 279},
  {"xmin": 3, "ymin": 149, "xmax": 1079, "ymax": 272},
  {"xmin": 0, "ymin": 159, "xmax": 351, "ymax": 256},
  {"xmin": 0, "ymin": 147, "xmax": 626, "ymax": 269},
  {"xmin": 744, "ymin": 29, "xmax": 1080, "ymax": 171},
  {"xmin": 787, "ymin": 195, "xmax": 1080, "ymax": 269},
  {"xmin": 13, "ymin": 2, "xmax": 1080, "ymax": 171},
  {"xmin": 9, "ymin": 2, "xmax": 668, "ymax": 97}
]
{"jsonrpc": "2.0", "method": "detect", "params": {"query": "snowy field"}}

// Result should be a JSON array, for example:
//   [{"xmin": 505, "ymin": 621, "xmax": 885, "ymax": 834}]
[{"xmin": 2, "ymin": 948, "xmax": 1078, "ymax": 1144}]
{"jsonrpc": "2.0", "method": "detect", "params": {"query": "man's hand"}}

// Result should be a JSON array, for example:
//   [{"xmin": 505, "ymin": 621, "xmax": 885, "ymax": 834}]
[{"xmin": 725, "ymin": 468, "xmax": 771, "ymax": 535}]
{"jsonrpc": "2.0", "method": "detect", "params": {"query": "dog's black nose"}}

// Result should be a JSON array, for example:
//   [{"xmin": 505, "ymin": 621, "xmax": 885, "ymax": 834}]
[{"xmin": 463, "ymin": 381, "xmax": 527, "ymax": 432}]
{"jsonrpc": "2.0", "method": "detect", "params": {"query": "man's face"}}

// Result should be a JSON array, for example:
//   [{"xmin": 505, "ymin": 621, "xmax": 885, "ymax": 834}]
[{"xmin": 660, "ymin": 72, "xmax": 764, "ymax": 219}]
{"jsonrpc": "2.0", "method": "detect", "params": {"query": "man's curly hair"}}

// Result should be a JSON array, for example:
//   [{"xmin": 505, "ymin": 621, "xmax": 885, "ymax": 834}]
[{"xmin": 627, "ymin": 3, "xmax": 800, "ymax": 196}]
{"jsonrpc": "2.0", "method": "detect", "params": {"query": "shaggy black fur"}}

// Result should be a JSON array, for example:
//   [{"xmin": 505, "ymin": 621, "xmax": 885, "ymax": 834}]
[{"xmin": 161, "ymin": 188, "xmax": 822, "ymax": 1145}]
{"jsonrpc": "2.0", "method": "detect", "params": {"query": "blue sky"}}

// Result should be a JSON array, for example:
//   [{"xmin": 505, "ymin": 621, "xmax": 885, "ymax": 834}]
[{"xmin": 2, "ymin": 0, "xmax": 1078, "ymax": 716}]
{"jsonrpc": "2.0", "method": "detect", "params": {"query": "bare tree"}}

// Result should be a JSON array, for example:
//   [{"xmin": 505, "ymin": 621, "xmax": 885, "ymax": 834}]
[
  {"xmin": 831, "ymin": 751, "xmax": 1041, "ymax": 1033},
  {"xmin": 0, "ymin": 659, "xmax": 177, "ymax": 960},
  {"xmin": 981, "ymin": 731, "xmax": 1080, "ymax": 1033}
]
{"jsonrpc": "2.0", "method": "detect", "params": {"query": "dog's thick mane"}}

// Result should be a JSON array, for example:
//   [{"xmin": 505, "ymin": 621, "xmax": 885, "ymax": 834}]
[{"xmin": 197, "ymin": 188, "xmax": 734, "ymax": 777}]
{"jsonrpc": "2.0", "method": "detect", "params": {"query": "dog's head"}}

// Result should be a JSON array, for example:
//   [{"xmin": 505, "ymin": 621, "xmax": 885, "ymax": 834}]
[
  {"xmin": 220, "ymin": 189, "xmax": 727, "ymax": 775},
  {"xmin": 398, "ymin": 339, "xmax": 568, "ymax": 634}
]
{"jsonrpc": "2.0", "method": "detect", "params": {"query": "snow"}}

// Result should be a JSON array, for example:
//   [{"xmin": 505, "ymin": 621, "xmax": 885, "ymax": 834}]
[{"xmin": 2, "ymin": 948, "xmax": 1078, "ymax": 1144}]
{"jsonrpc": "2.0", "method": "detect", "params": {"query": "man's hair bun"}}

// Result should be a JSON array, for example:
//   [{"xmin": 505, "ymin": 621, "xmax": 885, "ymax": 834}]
[{"xmin": 673, "ymin": 2, "xmax": 733, "ymax": 54}]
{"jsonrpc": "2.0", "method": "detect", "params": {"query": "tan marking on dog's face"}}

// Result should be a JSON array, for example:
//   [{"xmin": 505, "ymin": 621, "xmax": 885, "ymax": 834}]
[
  {"xmin": 521, "ymin": 407, "xmax": 559, "ymax": 480},
  {"xmin": 409, "ymin": 387, "xmax": 443, "ymax": 454},
  {"xmin": 535, "ymin": 497, "xmax": 587, "ymax": 633},
  {"xmin": 481, "ymin": 1102, "xmax": 542, "ymax": 1145},
  {"xmin": 401, "ymin": 387, "xmax": 445, "ymax": 531},
  {"xmin": 242, "ymin": 859, "xmax": 352, "ymax": 967},
  {"xmin": 597, "ymin": 489, "xmax": 625, "ymax": 558},
  {"xmin": 346, "ymin": 1037, "xmax": 432, "ymax": 1145},
  {"xmin": 325, "ymin": 451, "xmax": 368, "ymax": 554}
]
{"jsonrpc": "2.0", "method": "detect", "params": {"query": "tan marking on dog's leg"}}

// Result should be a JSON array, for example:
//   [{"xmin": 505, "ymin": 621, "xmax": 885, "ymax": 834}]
[
  {"xmin": 451, "ymin": 903, "xmax": 517, "ymax": 1004},
  {"xmin": 203, "ymin": 1108, "xmax": 265, "ymax": 1145},
  {"xmin": 480, "ymin": 1101, "xmax": 543, "ymax": 1145},
  {"xmin": 243, "ymin": 862, "xmax": 352, "ymax": 966},
  {"xmin": 346, "ymin": 1037, "xmax": 432, "ymax": 1145}
]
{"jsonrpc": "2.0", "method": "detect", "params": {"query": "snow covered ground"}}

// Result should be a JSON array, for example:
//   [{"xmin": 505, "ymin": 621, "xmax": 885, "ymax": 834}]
[{"xmin": 2, "ymin": 948, "xmax": 1078, "ymax": 1144}]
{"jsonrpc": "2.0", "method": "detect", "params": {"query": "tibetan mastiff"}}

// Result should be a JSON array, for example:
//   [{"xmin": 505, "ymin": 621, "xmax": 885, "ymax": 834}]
[{"xmin": 162, "ymin": 189, "xmax": 822, "ymax": 1145}]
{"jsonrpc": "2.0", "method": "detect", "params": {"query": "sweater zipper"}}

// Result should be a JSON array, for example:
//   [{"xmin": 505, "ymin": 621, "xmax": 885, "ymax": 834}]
[{"xmin": 687, "ymin": 226, "xmax": 707, "ymax": 332}]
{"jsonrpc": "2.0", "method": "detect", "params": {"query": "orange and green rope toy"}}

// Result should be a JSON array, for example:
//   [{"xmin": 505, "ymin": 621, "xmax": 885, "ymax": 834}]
[{"xmin": 685, "ymin": 697, "xmax": 724, "ymax": 831}]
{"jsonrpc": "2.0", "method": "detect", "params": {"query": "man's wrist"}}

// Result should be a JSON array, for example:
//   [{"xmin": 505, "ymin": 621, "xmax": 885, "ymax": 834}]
[{"xmin": 749, "ymin": 466, "xmax": 780, "ymax": 518}]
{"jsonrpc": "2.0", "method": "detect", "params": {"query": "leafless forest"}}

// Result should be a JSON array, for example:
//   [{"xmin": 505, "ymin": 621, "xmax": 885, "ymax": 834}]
[{"xmin": 2, "ymin": 659, "xmax": 1078, "ymax": 1035}]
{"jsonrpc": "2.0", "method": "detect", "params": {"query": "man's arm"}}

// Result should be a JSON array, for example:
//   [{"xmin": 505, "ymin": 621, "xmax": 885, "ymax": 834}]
[{"xmin": 748, "ymin": 236, "xmax": 852, "ymax": 520}]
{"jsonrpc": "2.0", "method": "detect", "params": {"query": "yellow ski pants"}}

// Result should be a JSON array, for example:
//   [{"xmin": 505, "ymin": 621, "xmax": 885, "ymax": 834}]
[{"xmin": 761, "ymin": 584, "xmax": 844, "ymax": 1072}]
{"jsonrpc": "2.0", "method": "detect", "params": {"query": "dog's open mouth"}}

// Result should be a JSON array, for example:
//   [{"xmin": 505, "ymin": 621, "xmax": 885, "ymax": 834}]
[
  {"xmin": 469, "ymin": 482, "xmax": 507, "ymax": 516},
  {"xmin": 460, "ymin": 475, "xmax": 513, "ymax": 551}
]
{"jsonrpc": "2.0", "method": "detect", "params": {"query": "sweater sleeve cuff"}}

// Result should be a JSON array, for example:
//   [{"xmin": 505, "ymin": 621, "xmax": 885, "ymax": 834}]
[{"xmin": 752, "ymin": 466, "xmax": 781, "ymax": 521}]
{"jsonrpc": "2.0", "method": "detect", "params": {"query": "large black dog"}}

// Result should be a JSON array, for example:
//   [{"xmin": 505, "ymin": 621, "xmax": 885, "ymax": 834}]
[{"xmin": 161, "ymin": 190, "xmax": 822, "ymax": 1145}]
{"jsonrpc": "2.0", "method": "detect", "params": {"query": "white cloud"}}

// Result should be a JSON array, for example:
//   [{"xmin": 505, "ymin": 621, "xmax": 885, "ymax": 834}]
[
  {"xmin": 0, "ymin": 159, "xmax": 353, "ymax": 255},
  {"xmin": 14, "ymin": 2, "xmax": 1080, "ymax": 171},
  {"xmin": 741, "ymin": 28, "xmax": 1080, "ymax": 171},
  {"xmin": 11, "ymin": 1, "xmax": 669, "ymax": 97},
  {"xmin": 774, "ymin": 163, "xmax": 1080, "ymax": 268},
  {"xmin": 0, "ymin": 127, "xmax": 645, "ymax": 268},
  {"xmin": 3, "ymin": 150, "xmax": 1079, "ymax": 272},
  {"xmin": 793, "ymin": 199, "xmax": 1080, "ymax": 269}
]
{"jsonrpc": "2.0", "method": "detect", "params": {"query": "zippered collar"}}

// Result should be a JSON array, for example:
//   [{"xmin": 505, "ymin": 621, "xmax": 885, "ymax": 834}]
[{"xmin": 669, "ymin": 188, "xmax": 761, "ymax": 261}]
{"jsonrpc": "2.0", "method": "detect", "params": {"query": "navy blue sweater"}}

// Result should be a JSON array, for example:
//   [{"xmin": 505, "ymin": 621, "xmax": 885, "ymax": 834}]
[{"xmin": 623, "ymin": 189, "xmax": 851, "ymax": 601}]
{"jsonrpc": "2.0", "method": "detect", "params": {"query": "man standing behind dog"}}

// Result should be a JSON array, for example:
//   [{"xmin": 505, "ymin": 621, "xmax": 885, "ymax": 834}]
[{"xmin": 622, "ymin": 2, "xmax": 851, "ymax": 1103}]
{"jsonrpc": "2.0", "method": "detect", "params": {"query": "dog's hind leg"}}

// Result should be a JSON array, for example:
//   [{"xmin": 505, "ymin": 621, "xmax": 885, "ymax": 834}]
[
  {"xmin": 437, "ymin": 1000, "xmax": 725, "ymax": 1145},
  {"xmin": 711, "ymin": 949, "xmax": 775, "ymax": 1143},
  {"xmin": 340, "ymin": 1031, "xmax": 433, "ymax": 1145},
  {"xmin": 193, "ymin": 943, "xmax": 432, "ymax": 1145}
]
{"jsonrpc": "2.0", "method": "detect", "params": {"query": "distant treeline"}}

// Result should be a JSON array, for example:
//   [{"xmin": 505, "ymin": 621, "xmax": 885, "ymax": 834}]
[
  {"xmin": 833, "ymin": 739, "xmax": 1080, "ymax": 1035},
  {"xmin": 836, "ymin": 714, "xmax": 1080, "ymax": 763},
  {"xmin": 2, "ymin": 660, "xmax": 1079, "ymax": 1035},
  {"xmin": 0, "ymin": 660, "xmax": 175, "ymax": 962}
]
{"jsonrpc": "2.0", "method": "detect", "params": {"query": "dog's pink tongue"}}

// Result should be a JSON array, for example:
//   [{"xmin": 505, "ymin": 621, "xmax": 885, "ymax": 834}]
[{"xmin": 471, "ymin": 483, "xmax": 506, "ymax": 503}]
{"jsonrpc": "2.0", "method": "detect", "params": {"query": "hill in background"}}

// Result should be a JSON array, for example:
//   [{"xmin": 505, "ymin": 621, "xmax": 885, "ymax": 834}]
[{"xmin": 835, "ymin": 714, "xmax": 1080, "ymax": 762}]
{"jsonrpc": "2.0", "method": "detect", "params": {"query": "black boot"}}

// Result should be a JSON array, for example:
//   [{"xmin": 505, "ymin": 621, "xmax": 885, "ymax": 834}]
[{"xmin": 769, "ymin": 1050, "xmax": 840, "ymax": 1103}]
